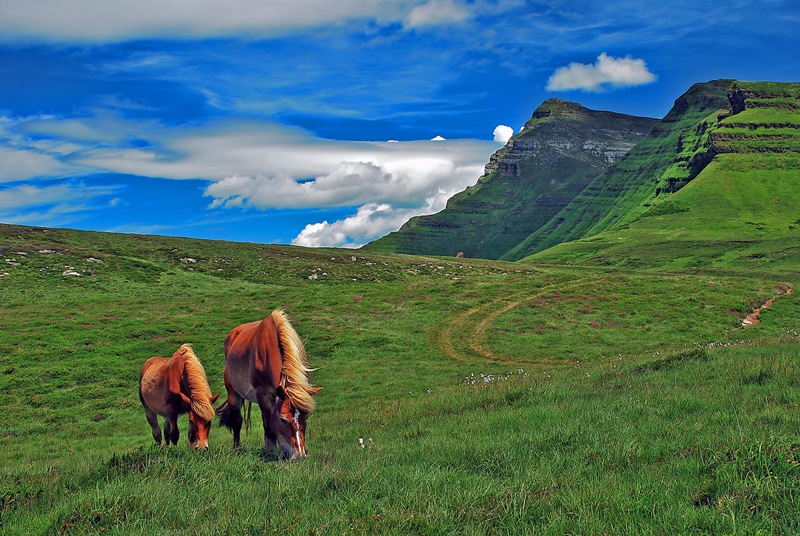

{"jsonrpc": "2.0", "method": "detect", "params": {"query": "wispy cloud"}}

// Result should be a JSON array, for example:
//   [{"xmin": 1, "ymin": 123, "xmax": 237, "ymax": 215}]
[
  {"xmin": 0, "ymin": 1, "xmax": 443, "ymax": 43},
  {"xmin": 0, "ymin": 181, "xmax": 123, "ymax": 227},
  {"xmin": 405, "ymin": 0, "xmax": 472, "ymax": 29},
  {"xmin": 547, "ymin": 53, "xmax": 657, "ymax": 92}
]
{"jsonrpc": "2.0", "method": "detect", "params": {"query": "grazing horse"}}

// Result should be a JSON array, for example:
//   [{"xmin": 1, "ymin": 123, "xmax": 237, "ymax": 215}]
[
  {"xmin": 139, "ymin": 344, "xmax": 219, "ymax": 450},
  {"xmin": 216, "ymin": 309, "xmax": 322, "ymax": 460}
]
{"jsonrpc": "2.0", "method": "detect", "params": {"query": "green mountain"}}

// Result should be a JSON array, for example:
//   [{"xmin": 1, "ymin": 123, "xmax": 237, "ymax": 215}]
[
  {"xmin": 368, "ymin": 79, "xmax": 799, "ymax": 270},
  {"xmin": 523, "ymin": 80, "xmax": 800, "ymax": 271},
  {"xmin": 503, "ymin": 79, "xmax": 735, "ymax": 260},
  {"xmin": 365, "ymin": 99, "xmax": 657, "ymax": 258}
]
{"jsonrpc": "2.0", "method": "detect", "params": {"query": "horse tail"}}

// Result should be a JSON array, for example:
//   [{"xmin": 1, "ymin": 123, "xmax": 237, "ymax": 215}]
[
  {"xmin": 216, "ymin": 400, "xmax": 232, "ymax": 429},
  {"xmin": 215, "ymin": 400, "xmax": 252, "ymax": 433}
]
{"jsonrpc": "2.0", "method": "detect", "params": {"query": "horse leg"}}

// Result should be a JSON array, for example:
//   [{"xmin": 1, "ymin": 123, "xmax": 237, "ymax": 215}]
[
  {"xmin": 165, "ymin": 414, "xmax": 180, "ymax": 446},
  {"xmin": 145, "ymin": 408, "xmax": 162, "ymax": 445},
  {"xmin": 257, "ymin": 394, "xmax": 278, "ymax": 455},
  {"xmin": 229, "ymin": 403, "xmax": 243, "ymax": 451},
  {"xmin": 219, "ymin": 374, "xmax": 244, "ymax": 451}
]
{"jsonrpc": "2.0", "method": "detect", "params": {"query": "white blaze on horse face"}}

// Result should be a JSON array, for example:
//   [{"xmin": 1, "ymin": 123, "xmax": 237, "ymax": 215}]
[{"xmin": 294, "ymin": 409, "xmax": 304, "ymax": 457}]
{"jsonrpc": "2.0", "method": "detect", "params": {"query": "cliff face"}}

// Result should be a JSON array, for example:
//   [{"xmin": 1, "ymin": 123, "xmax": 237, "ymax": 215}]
[
  {"xmin": 483, "ymin": 99, "xmax": 651, "ymax": 178},
  {"xmin": 365, "ymin": 99, "xmax": 657, "ymax": 259}
]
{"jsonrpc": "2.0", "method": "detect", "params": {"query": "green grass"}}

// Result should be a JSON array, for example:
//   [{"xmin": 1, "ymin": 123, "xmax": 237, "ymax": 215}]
[
  {"xmin": 1, "ymin": 224, "xmax": 799, "ymax": 534},
  {"xmin": 526, "ymin": 151, "xmax": 800, "ymax": 271}
]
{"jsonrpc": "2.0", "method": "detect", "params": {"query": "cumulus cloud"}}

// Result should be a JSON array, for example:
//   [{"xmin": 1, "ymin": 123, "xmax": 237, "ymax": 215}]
[
  {"xmin": 204, "ymin": 150, "xmax": 486, "ymax": 211},
  {"xmin": 292, "ymin": 186, "xmax": 458, "ymax": 248},
  {"xmin": 405, "ymin": 0, "xmax": 471, "ymax": 29},
  {"xmin": 546, "ymin": 52, "xmax": 656, "ymax": 92},
  {"xmin": 206, "ymin": 161, "xmax": 394, "ymax": 209},
  {"xmin": 5, "ymin": 112, "xmax": 495, "ymax": 204},
  {"xmin": 493, "ymin": 125, "xmax": 514, "ymax": 143},
  {"xmin": 292, "ymin": 203, "xmax": 408, "ymax": 248}
]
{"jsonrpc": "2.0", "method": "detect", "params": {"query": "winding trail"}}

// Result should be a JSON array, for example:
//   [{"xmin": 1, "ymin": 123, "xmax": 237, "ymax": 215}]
[{"xmin": 432, "ymin": 276, "xmax": 601, "ymax": 365}]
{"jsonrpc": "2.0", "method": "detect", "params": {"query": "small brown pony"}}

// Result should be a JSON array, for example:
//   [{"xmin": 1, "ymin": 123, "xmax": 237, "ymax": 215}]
[
  {"xmin": 216, "ymin": 309, "xmax": 322, "ymax": 460},
  {"xmin": 139, "ymin": 344, "xmax": 219, "ymax": 450}
]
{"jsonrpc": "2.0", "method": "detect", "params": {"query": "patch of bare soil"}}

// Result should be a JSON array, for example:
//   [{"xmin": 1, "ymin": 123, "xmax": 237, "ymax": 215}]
[{"xmin": 742, "ymin": 285, "xmax": 793, "ymax": 328}]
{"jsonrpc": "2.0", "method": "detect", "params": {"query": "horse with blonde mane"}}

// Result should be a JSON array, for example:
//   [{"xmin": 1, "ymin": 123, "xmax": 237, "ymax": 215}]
[
  {"xmin": 216, "ymin": 309, "xmax": 322, "ymax": 460},
  {"xmin": 139, "ymin": 344, "xmax": 219, "ymax": 450}
]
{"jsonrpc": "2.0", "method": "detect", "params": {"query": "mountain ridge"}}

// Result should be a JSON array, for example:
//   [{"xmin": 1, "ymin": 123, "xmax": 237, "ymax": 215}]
[
  {"xmin": 367, "ymin": 79, "xmax": 799, "ymax": 269},
  {"xmin": 365, "ymin": 98, "xmax": 657, "ymax": 258}
]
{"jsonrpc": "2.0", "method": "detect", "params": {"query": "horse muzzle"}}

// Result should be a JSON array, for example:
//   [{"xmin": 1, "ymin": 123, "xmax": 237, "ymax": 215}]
[
  {"xmin": 190, "ymin": 441, "xmax": 210, "ymax": 452},
  {"xmin": 279, "ymin": 444, "xmax": 305, "ymax": 461}
]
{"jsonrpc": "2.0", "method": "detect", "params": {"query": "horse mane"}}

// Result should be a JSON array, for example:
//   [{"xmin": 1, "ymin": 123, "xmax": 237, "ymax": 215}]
[
  {"xmin": 177, "ymin": 344, "xmax": 216, "ymax": 421},
  {"xmin": 271, "ymin": 309, "xmax": 317, "ymax": 413}
]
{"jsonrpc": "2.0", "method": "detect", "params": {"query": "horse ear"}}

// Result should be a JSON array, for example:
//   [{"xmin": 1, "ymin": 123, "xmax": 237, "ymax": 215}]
[
  {"xmin": 179, "ymin": 392, "xmax": 192, "ymax": 406},
  {"xmin": 210, "ymin": 393, "xmax": 220, "ymax": 404},
  {"xmin": 309, "ymin": 387, "xmax": 323, "ymax": 396},
  {"xmin": 275, "ymin": 386, "xmax": 286, "ymax": 400}
]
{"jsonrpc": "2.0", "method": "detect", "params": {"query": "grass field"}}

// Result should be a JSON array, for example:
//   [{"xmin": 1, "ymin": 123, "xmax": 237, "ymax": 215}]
[{"xmin": 1, "ymin": 224, "xmax": 799, "ymax": 534}]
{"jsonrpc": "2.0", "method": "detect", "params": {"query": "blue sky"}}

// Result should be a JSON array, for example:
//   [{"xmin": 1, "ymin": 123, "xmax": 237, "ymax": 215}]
[{"xmin": 1, "ymin": 0, "xmax": 798, "ymax": 247}]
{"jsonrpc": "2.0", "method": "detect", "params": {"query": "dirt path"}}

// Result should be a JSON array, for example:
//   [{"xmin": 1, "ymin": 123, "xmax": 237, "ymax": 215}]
[
  {"xmin": 741, "ymin": 285, "xmax": 793, "ymax": 328},
  {"xmin": 434, "ymin": 276, "xmax": 794, "ymax": 365},
  {"xmin": 432, "ymin": 277, "xmax": 600, "ymax": 365}
]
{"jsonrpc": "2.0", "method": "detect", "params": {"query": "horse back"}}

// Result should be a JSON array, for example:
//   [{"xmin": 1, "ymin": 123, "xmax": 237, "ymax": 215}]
[
  {"xmin": 139, "ymin": 355, "xmax": 184, "ymax": 415},
  {"xmin": 224, "ymin": 315, "xmax": 283, "ymax": 394}
]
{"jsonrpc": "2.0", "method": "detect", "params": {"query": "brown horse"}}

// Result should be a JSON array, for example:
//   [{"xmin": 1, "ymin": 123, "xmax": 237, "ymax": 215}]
[
  {"xmin": 216, "ymin": 309, "xmax": 322, "ymax": 460},
  {"xmin": 139, "ymin": 344, "xmax": 219, "ymax": 450}
]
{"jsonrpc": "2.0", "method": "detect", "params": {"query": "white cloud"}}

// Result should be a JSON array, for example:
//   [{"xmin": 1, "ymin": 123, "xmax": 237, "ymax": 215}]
[
  {"xmin": 5, "ymin": 113, "xmax": 495, "ymax": 206},
  {"xmin": 546, "ymin": 52, "xmax": 656, "ymax": 92},
  {"xmin": 0, "ymin": 1, "xmax": 465, "ymax": 43},
  {"xmin": 431, "ymin": 135, "xmax": 446, "ymax": 141},
  {"xmin": 0, "ymin": 146, "xmax": 77, "ymax": 182},
  {"xmin": 292, "ymin": 203, "xmax": 406, "ymax": 248},
  {"xmin": 493, "ymin": 125, "xmax": 514, "ymax": 143},
  {"xmin": 1, "ymin": 111, "xmax": 496, "ymax": 246},
  {"xmin": 204, "ymin": 150, "xmax": 486, "ymax": 210},
  {"xmin": 405, "ymin": 0, "xmax": 471, "ymax": 29},
  {"xmin": 292, "ymin": 186, "xmax": 458, "ymax": 248}
]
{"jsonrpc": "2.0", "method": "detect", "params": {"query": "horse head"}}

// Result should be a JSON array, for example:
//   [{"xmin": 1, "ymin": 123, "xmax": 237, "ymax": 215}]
[
  {"xmin": 270, "ymin": 385, "xmax": 322, "ymax": 460},
  {"xmin": 180, "ymin": 392, "xmax": 219, "ymax": 451}
]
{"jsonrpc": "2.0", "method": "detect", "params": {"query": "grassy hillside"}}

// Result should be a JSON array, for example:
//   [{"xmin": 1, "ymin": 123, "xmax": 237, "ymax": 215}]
[
  {"xmin": 525, "ymin": 81, "xmax": 800, "ymax": 270},
  {"xmin": 1, "ymin": 224, "xmax": 799, "ymax": 534},
  {"xmin": 366, "ymin": 100, "xmax": 656, "ymax": 259}
]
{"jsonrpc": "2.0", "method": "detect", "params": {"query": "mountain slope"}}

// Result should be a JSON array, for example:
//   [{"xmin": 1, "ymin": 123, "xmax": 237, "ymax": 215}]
[
  {"xmin": 523, "ymin": 81, "xmax": 800, "ymax": 271},
  {"xmin": 503, "ymin": 80, "xmax": 735, "ymax": 260},
  {"xmin": 365, "ymin": 99, "xmax": 657, "ymax": 258}
]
